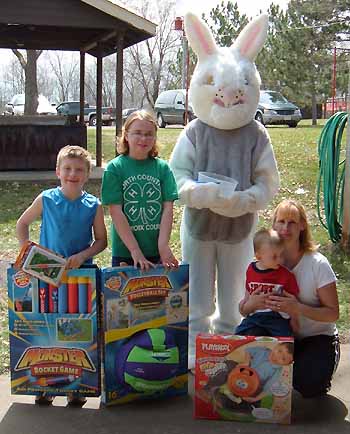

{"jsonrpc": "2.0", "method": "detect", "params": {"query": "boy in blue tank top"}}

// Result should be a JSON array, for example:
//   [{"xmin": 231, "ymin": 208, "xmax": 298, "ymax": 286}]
[{"xmin": 16, "ymin": 145, "xmax": 107, "ymax": 406}]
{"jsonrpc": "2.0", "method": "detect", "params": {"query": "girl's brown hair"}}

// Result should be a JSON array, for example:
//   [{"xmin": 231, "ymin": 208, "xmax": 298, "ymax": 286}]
[
  {"xmin": 272, "ymin": 199, "xmax": 317, "ymax": 253},
  {"xmin": 117, "ymin": 109, "xmax": 159, "ymax": 158}
]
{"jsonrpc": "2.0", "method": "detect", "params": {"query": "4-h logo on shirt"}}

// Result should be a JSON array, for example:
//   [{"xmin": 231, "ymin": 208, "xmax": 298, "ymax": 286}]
[{"xmin": 124, "ymin": 180, "xmax": 162, "ymax": 225}]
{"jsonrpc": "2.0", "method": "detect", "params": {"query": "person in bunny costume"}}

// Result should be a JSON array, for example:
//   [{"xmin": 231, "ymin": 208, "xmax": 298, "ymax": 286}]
[{"xmin": 169, "ymin": 13, "xmax": 279, "ymax": 369}]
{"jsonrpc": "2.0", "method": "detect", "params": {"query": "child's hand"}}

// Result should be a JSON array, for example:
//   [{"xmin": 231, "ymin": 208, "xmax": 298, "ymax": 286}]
[
  {"xmin": 66, "ymin": 252, "xmax": 86, "ymax": 269},
  {"xmin": 159, "ymin": 244, "xmax": 179, "ymax": 269},
  {"xmin": 130, "ymin": 248, "xmax": 155, "ymax": 271},
  {"xmin": 242, "ymin": 286, "xmax": 268, "ymax": 315}
]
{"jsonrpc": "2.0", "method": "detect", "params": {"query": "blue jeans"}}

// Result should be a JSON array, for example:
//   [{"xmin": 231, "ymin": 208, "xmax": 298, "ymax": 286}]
[{"xmin": 235, "ymin": 311, "xmax": 293, "ymax": 337}]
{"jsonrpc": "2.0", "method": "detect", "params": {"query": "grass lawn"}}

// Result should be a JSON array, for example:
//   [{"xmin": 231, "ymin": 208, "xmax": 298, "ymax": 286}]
[{"xmin": 0, "ymin": 120, "xmax": 349, "ymax": 374}]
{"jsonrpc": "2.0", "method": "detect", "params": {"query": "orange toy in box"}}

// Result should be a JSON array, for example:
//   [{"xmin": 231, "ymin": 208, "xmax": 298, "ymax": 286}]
[{"xmin": 194, "ymin": 333, "xmax": 294, "ymax": 424}]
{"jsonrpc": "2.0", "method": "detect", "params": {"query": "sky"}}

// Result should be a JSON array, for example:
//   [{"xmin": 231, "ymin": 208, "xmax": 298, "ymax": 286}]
[
  {"xmin": 0, "ymin": 0, "xmax": 290, "ymax": 65},
  {"xmin": 176, "ymin": 0, "xmax": 290, "ymax": 18}
]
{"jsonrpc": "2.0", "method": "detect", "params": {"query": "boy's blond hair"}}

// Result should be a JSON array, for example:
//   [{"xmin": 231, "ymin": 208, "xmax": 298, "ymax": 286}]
[
  {"xmin": 56, "ymin": 145, "xmax": 92, "ymax": 172},
  {"xmin": 253, "ymin": 228, "xmax": 283, "ymax": 253},
  {"xmin": 117, "ymin": 109, "xmax": 159, "ymax": 158}
]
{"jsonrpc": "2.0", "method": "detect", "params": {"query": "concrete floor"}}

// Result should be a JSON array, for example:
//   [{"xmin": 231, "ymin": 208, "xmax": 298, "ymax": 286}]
[{"xmin": 0, "ymin": 345, "xmax": 349, "ymax": 434}]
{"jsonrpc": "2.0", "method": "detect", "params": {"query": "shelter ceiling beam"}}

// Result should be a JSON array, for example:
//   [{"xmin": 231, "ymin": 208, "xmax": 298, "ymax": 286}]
[{"xmin": 81, "ymin": 29, "xmax": 118, "ymax": 53}]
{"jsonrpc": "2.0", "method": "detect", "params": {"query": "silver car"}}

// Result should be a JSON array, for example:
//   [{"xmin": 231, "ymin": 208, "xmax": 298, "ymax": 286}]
[
  {"xmin": 154, "ymin": 89, "xmax": 195, "ymax": 128},
  {"xmin": 255, "ymin": 90, "xmax": 302, "ymax": 128}
]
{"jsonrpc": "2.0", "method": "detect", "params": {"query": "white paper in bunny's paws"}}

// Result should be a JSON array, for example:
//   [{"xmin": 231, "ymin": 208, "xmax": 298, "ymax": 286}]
[{"xmin": 198, "ymin": 171, "xmax": 238, "ymax": 200}]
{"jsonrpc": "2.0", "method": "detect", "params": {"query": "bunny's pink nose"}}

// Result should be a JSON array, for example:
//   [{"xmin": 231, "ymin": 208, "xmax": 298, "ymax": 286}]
[{"xmin": 214, "ymin": 87, "xmax": 245, "ymax": 108}]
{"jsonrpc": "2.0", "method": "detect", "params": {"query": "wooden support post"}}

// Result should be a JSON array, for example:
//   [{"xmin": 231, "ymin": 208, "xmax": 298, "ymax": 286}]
[
  {"xmin": 341, "ymin": 61, "xmax": 350, "ymax": 250},
  {"xmin": 96, "ymin": 47, "xmax": 103, "ymax": 167},
  {"xmin": 79, "ymin": 51, "xmax": 85, "ymax": 126},
  {"xmin": 115, "ymin": 34, "xmax": 124, "ymax": 155}
]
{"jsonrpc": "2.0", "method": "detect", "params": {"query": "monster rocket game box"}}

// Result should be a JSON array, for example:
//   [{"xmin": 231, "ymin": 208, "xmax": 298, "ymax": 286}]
[
  {"xmin": 194, "ymin": 334, "xmax": 294, "ymax": 424},
  {"xmin": 100, "ymin": 264, "xmax": 189, "ymax": 405},
  {"xmin": 8, "ymin": 266, "xmax": 101, "ymax": 397}
]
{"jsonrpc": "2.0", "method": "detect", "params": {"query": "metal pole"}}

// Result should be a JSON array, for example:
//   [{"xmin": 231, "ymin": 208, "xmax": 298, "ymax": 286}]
[
  {"xmin": 182, "ymin": 34, "xmax": 187, "ymax": 89},
  {"xmin": 79, "ymin": 51, "xmax": 85, "ymax": 125},
  {"xmin": 341, "ymin": 61, "xmax": 350, "ymax": 249},
  {"xmin": 331, "ymin": 46, "xmax": 337, "ymax": 115},
  {"xmin": 96, "ymin": 47, "xmax": 103, "ymax": 167},
  {"xmin": 115, "ymin": 34, "xmax": 124, "ymax": 154},
  {"xmin": 184, "ymin": 36, "xmax": 190, "ymax": 126}
]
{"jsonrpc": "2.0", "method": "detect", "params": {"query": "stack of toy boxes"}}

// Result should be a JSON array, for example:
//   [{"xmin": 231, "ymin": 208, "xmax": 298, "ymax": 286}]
[
  {"xmin": 100, "ymin": 264, "xmax": 189, "ymax": 405},
  {"xmin": 7, "ymin": 265, "xmax": 101, "ymax": 398},
  {"xmin": 194, "ymin": 334, "xmax": 294, "ymax": 424}
]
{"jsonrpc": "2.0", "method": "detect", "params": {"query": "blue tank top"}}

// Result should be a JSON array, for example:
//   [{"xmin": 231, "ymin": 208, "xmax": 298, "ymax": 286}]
[{"xmin": 40, "ymin": 187, "xmax": 99, "ymax": 263}]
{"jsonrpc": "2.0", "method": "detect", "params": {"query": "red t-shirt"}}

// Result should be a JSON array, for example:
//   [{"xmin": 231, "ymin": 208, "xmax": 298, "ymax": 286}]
[{"xmin": 246, "ymin": 262, "xmax": 299, "ymax": 296}]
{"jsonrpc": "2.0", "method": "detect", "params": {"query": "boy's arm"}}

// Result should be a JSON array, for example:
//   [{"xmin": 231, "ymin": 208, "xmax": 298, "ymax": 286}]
[
  {"xmin": 109, "ymin": 204, "xmax": 154, "ymax": 270},
  {"xmin": 16, "ymin": 194, "xmax": 43, "ymax": 247},
  {"xmin": 158, "ymin": 201, "xmax": 178, "ymax": 268},
  {"xmin": 239, "ymin": 290, "xmax": 251, "ymax": 316},
  {"xmin": 240, "ymin": 287, "xmax": 268, "ymax": 317},
  {"xmin": 66, "ymin": 204, "xmax": 107, "ymax": 268}
]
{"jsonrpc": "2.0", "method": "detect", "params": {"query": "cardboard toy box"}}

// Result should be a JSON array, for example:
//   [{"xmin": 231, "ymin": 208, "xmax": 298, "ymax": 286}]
[
  {"xmin": 14, "ymin": 241, "xmax": 67, "ymax": 287},
  {"xmin": 7, "ymin": 266, "xmax": 101, "ymax": 397},
  {"xmin": 101, "ymin": 264, "xmax": 189, "ymax": 405},
  {"xmin": 194, "ymin": 334, "xmax": 294, "ymax": 424}
]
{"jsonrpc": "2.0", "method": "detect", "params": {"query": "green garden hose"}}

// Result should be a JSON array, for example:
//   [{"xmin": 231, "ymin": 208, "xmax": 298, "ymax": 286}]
[{"xmin": 317, "ymin": 111, "xmax": 348, "ymax": 243}]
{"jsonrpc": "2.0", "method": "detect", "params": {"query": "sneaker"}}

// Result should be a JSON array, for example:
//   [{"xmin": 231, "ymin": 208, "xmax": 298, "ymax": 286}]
[
  {"xmin": 35, "ymin": 393, "xmax": 54, "ymax": 405},
  {"xmin": 67, "ymin": 394, "xmax": 87, "ymax": 407}
]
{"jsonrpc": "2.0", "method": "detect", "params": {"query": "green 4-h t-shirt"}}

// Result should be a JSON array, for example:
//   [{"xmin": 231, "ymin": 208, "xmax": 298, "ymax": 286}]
[{"xmin": 101, "ymin": 155, "xmax": 178, "ymax": 258}]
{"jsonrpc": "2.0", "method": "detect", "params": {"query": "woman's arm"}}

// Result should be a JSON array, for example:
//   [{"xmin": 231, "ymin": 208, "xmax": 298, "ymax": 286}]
[
  {"xmin": 300, "ymin": 282, "xmax": 339, "ymax": 322},
  {"xmin": 109, "ymin": 204, "xmax": 154, "ymax": 270},
  {"xmin": 267, "ymin": 282, "xmax": 339, "ymax": 323},
  {"xmin": 158, "ymin": 201, "xmax": 178, "ymax": 268},
  {"xmin": 16, "ymin": 194, "xmax": 43, "ymax": 247}
]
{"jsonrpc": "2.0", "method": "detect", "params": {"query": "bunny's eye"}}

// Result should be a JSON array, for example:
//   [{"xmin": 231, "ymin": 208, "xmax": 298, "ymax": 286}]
[
  {"xmin": 205, "ymin": 75, "xmax": 214, "ymax": 85},
  {"xmin": 244, "ymin": 78, "xmax": 249, "ymax": 85}
]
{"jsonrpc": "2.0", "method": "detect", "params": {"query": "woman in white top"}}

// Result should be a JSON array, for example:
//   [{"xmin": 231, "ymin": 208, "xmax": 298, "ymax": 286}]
[{"xmin": 267, "ymin": 199, "xmax": 340, "ymax": 398}]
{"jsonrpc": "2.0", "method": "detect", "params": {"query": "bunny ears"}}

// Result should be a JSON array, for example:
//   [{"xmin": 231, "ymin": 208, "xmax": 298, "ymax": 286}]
[{"xmin": 184, "ymin": 12, "xmax": 268, "ymax": 62}]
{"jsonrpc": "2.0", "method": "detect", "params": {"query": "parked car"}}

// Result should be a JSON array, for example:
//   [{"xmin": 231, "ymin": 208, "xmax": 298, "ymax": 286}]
[
  {"xmin": 255, "ymin": 90, "xmax": 302, "ymax": 127},
  {"xmin": 56, "ymin": 101, "xmax": 115, "ymax": 126},
  {"xmin": 122, "ymin": 108, "xmax": 138, "ymax": 123},
  {"xmin": 4, "ymin": 93, "xmax": 57, "ymax": 116},
  {"xmin": 154, "ymin": 89, "xmax": 195, "ymax": 128}
]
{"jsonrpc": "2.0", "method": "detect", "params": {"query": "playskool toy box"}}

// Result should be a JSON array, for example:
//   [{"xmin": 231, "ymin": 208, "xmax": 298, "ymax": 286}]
[
  {"xmin": 194, "ymin": 334, "xmax": 294, "ymax": 424},
  {"xmin": 101, "ymin": 264, "xmax": 189, "ymax": 405},
  {"xmin": 8, "ymin": 266, "xmax": 101, "ymax": 397}
]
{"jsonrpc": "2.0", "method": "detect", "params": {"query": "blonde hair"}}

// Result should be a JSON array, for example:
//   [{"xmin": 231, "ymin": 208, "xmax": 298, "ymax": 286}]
[
  {"xmin": 272, "ymin": 199, "xmax": 317, "ymax": 253},
  {"xmin": 56, "ymin": 145, "xmax": 92, "ymax": 172},
  {"xmin": 117, "ymin": 109, "xmax": 159, "ymax": 158},
  {"xmin": 253, "ymin": 228, "xmax": 283, "ymax": 253}
]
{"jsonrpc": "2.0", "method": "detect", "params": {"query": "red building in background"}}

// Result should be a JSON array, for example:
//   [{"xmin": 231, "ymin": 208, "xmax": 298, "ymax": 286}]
[{"xmin": 324, "ymin": 97, "xmax": 348, "ymax": 118}]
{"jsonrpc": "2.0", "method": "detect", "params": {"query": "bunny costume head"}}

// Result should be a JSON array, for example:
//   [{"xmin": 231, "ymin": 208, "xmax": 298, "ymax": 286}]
[
  {"xmin": 169, "ymin": 13, "xmax": 279, "ymax": 369},
  {"xmin": 185, "ymin": 13, "xmax": 268, "ymax": 130}
]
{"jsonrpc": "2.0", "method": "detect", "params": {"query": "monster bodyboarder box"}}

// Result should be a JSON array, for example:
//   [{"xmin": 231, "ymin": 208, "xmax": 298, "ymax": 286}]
[
  {"xmin": 101, "ymin": 264, "xmax": 189, "ymax": 405},
  {"xmin": 7, "ymin": 266, "xmax": 101, "ymax": 398}
]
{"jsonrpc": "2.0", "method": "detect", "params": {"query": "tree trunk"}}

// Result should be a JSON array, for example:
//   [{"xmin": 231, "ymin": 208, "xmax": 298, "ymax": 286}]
[
  {"xmin": 24, "ymin": 50, "xmax": 39, "ymax": 115},
  {"xmin": 311, "ymin": 92, "xmax": 317, "ymax": 126}
]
